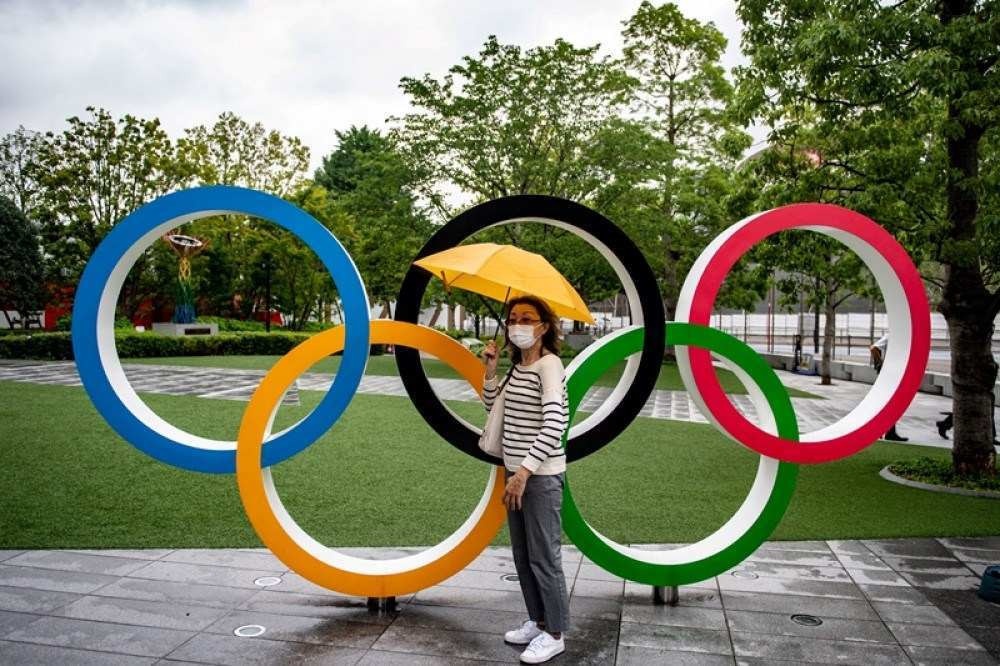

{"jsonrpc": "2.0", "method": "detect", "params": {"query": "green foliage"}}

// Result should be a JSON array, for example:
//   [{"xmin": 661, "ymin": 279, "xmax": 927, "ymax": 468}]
[
  {"xmin": 0, "ymin": 331, "xmax": 314, "ymax": 361},
  {"xmin": 195, "ymin": 316, "xmax": 266, "ymax": 332},
  {"xmin": 0, "ymin": 196, "xmax": 46, "ymax": 324},
  {"xmin": 889, "ymin": 457, "xmax": 999, "ymax": 492}
]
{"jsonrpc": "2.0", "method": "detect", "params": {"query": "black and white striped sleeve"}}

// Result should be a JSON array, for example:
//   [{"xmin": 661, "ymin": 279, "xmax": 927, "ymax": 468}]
[
  {"xmin": 519, "ymin": 356, "xmax": 568, "ymax": 473},
  {"xmin": 482, "ymin": 373, "xmax": 499, "ymax": 412}
]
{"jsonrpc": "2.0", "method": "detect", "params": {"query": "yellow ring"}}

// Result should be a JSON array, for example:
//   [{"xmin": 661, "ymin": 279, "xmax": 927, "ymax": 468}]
[{"xmin": 236, "ymin": 320, "xmax": 505, "ymax": 597}]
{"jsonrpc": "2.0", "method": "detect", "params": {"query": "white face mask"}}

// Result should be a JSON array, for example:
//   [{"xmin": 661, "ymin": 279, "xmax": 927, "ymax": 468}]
[{"xmin": 508, "ymin": 324, "xmax": 540, "ymax": 350}]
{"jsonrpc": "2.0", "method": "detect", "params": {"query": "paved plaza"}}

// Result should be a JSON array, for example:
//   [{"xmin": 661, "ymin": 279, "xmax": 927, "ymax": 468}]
[
  {"xmin": 0, "ymin": 359, "xmax": 989, "ymax": 451},
  {"xmin": 0, "ymin": 538, "xmax": 997, "ymax": 664}
]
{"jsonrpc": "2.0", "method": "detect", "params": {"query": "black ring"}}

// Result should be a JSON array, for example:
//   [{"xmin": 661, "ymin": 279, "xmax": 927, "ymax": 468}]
[{"xmin": 394, "ymin": 195, "xmax": 665, "ymax": 464}]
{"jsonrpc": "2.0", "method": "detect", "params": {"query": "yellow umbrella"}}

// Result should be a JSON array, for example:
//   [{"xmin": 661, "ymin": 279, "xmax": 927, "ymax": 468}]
[{"xmin": 414, "ymin": 243, "xmax": 595, "ymax": 325}]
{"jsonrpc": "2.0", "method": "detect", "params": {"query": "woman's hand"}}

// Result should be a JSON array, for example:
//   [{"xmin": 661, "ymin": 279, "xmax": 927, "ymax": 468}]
[
  {"xmin": 503, "ymin": 467, "xmax": 531, "ymax": 510},
  {"xmin": 482, "ymin": 340, "xmax": 499, "ymax": 378}
]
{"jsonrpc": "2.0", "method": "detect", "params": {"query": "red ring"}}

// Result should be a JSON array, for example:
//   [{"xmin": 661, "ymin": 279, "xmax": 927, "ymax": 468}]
[{"xmin": 683, "ymin": 203, "xmax": 930, "ymax": 464}]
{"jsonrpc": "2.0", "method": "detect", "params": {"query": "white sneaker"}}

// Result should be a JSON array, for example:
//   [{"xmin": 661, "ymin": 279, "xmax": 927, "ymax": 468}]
[
  {"xmin": 504, "ymin": 619, "xmax": 543, "ymax": 645},
  {"xmin": 519, "ymin": 631, "xmax": 565, "ymax": 663}
]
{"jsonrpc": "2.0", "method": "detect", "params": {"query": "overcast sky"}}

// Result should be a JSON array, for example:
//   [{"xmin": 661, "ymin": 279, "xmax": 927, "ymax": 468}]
[{"xmin": 0, "ymin": 0, "xmax": 754, "ymax": 171}]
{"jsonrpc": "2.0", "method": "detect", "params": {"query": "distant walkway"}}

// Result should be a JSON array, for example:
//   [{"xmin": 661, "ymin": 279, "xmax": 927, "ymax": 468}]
[{"xmin": 0, "ymin": 359, "xmax": 992, "ymax": 451}]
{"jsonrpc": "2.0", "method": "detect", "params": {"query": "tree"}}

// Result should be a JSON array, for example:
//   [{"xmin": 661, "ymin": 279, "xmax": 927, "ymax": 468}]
[
  {"xmin": 393, "ymin": 35, "xmax": 633, "ymax": 220},
  {"xmin": 736, "ymin": 0, "xmax": 1000, "ymax": 474},
  {"xmin": 0, "ymin": 127, "xmax": 43, "ymax": 217},
  {"xmin": 621, "ymin": 2, "xmax": 753, "ymax": 320},
  {"xmin": 30, "ymin": 107, "xmax": 192, "ymax": 319},
  {"xmin": 0, "ymin": 196, "xmax": 46, "ymax": 327},
  {"xmin": 316, "ymin": 126, "xmax": 432, "ymax": 318}
]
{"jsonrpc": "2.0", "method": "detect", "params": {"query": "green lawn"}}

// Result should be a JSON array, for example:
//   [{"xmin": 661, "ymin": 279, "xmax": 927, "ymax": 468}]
[
  {"xmin": 127, "ymin": 353, "xmax": 819, "ymax": 399},
  {"xmin": 1, "ymin": 380, "xmax": 994, "ymax": 550}
]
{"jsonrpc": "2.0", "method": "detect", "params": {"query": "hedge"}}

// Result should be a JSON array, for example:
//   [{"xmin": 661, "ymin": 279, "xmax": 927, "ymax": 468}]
[{"xmin": 0, "ymin": 331, "xmax": 333, "ymax": 361}]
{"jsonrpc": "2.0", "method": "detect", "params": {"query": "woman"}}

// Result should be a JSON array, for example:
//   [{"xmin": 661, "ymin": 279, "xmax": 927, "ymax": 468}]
[{"xmin": 481, "ymin": 295, "xmax": 570, "ymax": 664}]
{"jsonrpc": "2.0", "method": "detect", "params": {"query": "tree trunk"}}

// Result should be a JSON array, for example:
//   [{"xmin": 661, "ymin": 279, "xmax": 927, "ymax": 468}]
[
  {"xmin": 936, "ymin": 46, "xmax": 997, "ymax": 476},
  {"xmin": 427, "ymin": 302, "xmax": 442, "ymax": 328},
  {"xmin": 820, "ymin": 296, "xmax": 835, "ymax": 385}
]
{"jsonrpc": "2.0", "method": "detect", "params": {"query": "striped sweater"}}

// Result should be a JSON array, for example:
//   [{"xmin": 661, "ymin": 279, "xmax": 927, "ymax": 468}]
[{"xmin": 482, "ymin": 353, "xmax": 568, "ymax": 475}]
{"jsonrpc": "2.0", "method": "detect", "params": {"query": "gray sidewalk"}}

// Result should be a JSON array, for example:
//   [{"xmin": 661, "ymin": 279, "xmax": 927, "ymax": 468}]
[
  {"xmin": 0, "ymin": 359, "xmax": 989, "ymax": 451},
  {"xmin": 0, "ymin": 537, "xmax": 997, "ymax": 664}
]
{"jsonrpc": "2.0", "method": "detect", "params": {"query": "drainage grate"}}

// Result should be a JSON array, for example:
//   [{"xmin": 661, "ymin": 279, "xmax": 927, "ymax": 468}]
[
  {"xmin": 730, "ymin": 570, "xmax": 759, "ymax": 579},
  {"xmin": 790, "ymin": 614, "xmax": 823, "ymax": 627},
  {"xmin": 234, "ymin": 624, "xmax": 266, "ymax": 638},
  {"xmin": 501, "ymin": 573, "xmax": 520, "ymax": 583},
  {"xmin": 254, "ymin": 576, "xmax": 282, "ymax": 587}
]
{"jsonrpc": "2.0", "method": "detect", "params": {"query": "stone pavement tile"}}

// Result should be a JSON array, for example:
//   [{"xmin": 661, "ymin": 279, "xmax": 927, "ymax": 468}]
[
  {"xmin": 717, "ymin": 572, "xmax": 864, "ymax": 599},
  {"xmin": 862, "ymin": 538, "xmax": 955, "ymax": 560},
  {"xmin": 920, "ymin": 588, "xmax": 1000, "ymax": 659},
  {"xmin": 617, "ymin": 622, "xmax": 731, "ymax": 656},
  {"xmin": 438, "ymin": 566, "xmax": 576, "ymax": 592},
  {"xmin": 729, "ymin": 632, "xmax": 910, "ymax": 665},
  {"xmin": 55, "ymin": 595, "xmax": 230, "ymax": 632},
  {"xmin": 616, "ymin": 645, "xmax": 736, "ymax": 665},
  {"xmin": 745, "ymin": 548, "xmax": 840, "ymax": 568},
  {"xmin": 620, "ymin": 603, "xmax": 726, "ymax": 630},
  {"xmin": 760, "ymin": 540, "xmax": 832, "ymax": 554},
  {"xmin": 356, "ymin": 650, "xmax": 510, "ymax": 665},
  {"xmin": 846, "ymin": 568, "xmax": 911, "ymax": 587},
  {"xmin": 965, "ymin": 561, "xmax": 990, "ymax": 577},
  {"xmin": 836, "ymin": 552, "xmax": 893, "ymax": 571},
  {"xmin": 939, "ymin": 537, "xmax": 1000, "ymax": 550},
  {"xmin": 203, "ymin": 609, "xmax": 386, "ymax": 649},
  {"xmin": 5, "ymin": 616, "xmax": 194, "ymax": 658},
  {"xmin": 6, "ymin": 551, "xmax": 153, "ymax": 577},
  {"xmin": 726, "ymin": 562, "xmax": 850, "ymax": 583},
  {"xmin": 126, "ymin": 560, "xmax": 282, "ymax": 590},
  {"xmin": 266, "ymin": 572, "xmax": 385, "ymax": 599},
  {"xmin": 572, "ymin": 577, "xmax": 625, "ymax": 599},
  {"xmin": 161, "ymin": 549, "xmax": 288, "ymax": 572},
  {"xmin": 0, "ymin": 564, "xmax": 118, "ymax": 594},
  {"xmin": 67, "ymin": 550, "xmax": 174, "ymax": 561},
  {"xmin": 165, "ymin": 633, "xmax": 366, "ymax": 665},
  {"xmin": 721, "ymin": 590, "xmax": 879, "ymax": 621},
  {"xmin": 392, "ymin": 603, "xmax": 618, "ymax": 644},
  {"xmin": 949, "ymin": 547, "xmax": 1000, "ymax": 563},
  {"xmin": 904, "ymin": 645, "xmax": 1000, "ymax": 666},
  {"xmin": 827, "ymin": 540, "xmax": 874, "ymax": 556},
  {"xmin": 725, "ymin": 609, "xmax": 894, "ymax": 644},
  {"xmin": 239, "ymin": 589, "xmax": 396, "ymax": 624},
  {"xmin": 858, "ymin": 583, "xmax": 930, "ymax": 605},
  {"xmin": 464, "ymin": 553, "xmax": 519, "ymax": 574},
  {"xmin": 0, "ymin": 639, "xmax": 155, "ymax": 665},
  {"xmin": 887, "ymin": 621, "xmax": 985, "ymax": 650},
  {"xmin": 0, "ymin": 584, "xmax": 80, "ymax": 613},
  {"xmin": 898, "ymin": 570, "xmax": 982, "ymax": 590},
  {"xmin": 881, "ymin": 555, "xmax": 971, "ymax": 575},
  {"xmin": 579, "ymin": 562, "xmax": 626, "ymax": 582},
  {"xmin": 623, "ymin": 582, "xmax": 722, "ymax": 609},
  {"xmin": 872, "ymin": 601, "xmax": 956, "ymax": 625},
  {"xmin": 0, "ymin": 610, "xmax": 43, "ymax": 637},
  {"xmin": 90, "ymin": 576, "xmax": 257, "ymax": 609},
  {"xmin": 0, "ymin": 551, "xmax": 24, "ymax": 563}
]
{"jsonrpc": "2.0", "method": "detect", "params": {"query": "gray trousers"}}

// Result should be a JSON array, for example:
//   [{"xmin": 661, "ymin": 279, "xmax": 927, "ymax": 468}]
[{"xmin": 505, "ymin": 469, "xmax": 571, "ymax": 633}]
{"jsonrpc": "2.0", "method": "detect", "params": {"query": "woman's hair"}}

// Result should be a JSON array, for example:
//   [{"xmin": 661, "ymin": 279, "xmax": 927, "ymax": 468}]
[{"xmin": 503, "ymin": 295, "xmax": 561, "ymax": 364}]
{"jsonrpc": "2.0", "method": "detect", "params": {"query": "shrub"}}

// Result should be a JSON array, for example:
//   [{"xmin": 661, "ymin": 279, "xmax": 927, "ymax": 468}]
[
  {"xmin": 195, "ymin": 316, "xmax": 266, "ymax": 332},
  {"xmin": 0, "ymin": 331, "xmax": 316, "ymax": 361}
]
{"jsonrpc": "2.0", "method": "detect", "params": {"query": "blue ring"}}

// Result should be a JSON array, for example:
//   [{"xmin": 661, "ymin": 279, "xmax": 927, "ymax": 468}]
[{"xmin": 71, "ymin": 186, "xmax": 370, "ymax": 473}]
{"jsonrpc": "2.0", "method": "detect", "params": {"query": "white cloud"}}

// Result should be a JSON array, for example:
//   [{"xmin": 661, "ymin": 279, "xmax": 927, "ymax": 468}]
[{"xmin": 0, "ymin": 0, "xmax": 753, "ymax": 169}]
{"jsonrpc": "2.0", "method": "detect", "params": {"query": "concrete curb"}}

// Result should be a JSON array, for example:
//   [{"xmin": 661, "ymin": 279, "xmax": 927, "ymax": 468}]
[{"xmin": 879, "ymin": 465, "xmax": 1000, "ymax": 499}]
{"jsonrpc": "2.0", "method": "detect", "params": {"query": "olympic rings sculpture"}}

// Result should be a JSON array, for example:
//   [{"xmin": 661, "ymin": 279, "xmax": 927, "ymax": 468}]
[{"xmin": 73, "ymin": 185, "xmax": 930, "ymax": 595}]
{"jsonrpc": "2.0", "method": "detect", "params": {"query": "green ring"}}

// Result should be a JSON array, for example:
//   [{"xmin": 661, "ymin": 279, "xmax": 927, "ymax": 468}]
[{"xmin": 562, "ymin": 322, "xmax": 799, "ymax": 586}]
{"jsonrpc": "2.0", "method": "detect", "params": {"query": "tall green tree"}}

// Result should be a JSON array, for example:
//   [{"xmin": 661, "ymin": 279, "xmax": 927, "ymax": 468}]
[
  {"xmin": 0, "ymin": 196, "xmax": 46, "ymax": 327},
  {"xmin": 0, "ymin": 127, "xmax": 43, "ymax": 217},
  {"xmin": 622, "ymin": 2, "xmax": 752, "ymax": 319},
  {"xmin": 30, "ymin": 107, "xmax": 192, "ymax": 318},
  {"xmin": 315, "ymin": 126, "xmax": 431, "ymax": 318},
  {"xmin": 736, "ymin": 0, "xmax": 1000, "ymax": 474}
]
